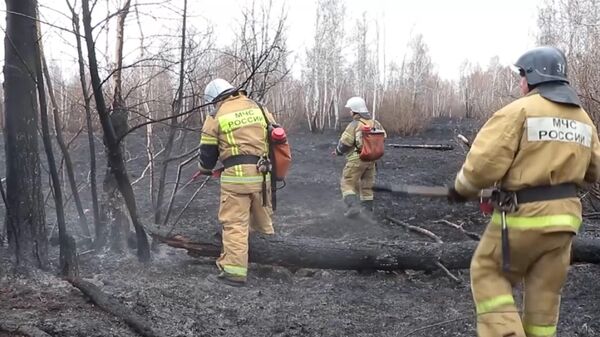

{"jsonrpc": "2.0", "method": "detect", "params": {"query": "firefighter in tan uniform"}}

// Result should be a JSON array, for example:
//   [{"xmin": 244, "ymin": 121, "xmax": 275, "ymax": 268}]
[
  {"xmin": 198, "ymin": 78, "xmax": 277, "ymax": 287},
  {"xmin": 449, "ymin": 47, "xmax": 600, "ymax": 337},
  {"xmin": 335, "ymin": 97, "xmax": 386, "ymax": 218}
]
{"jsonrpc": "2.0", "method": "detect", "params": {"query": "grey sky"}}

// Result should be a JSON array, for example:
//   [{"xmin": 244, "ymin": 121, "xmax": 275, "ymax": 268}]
[{"xmin": 1, "ymin": 0, "xmax": 544, "ymax": 81}]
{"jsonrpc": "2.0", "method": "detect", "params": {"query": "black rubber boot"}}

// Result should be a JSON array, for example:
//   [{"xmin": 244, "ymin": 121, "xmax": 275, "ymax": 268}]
[
  {"xmin": 359, "ymin": 200, "xmax": 376, "ymax": 222},
  {"xmin": 361, "ymin": 200, "xmax": 374, "ymax": 212},
  {"xmin": 207, "ymin": 272, "xmax": 246, "ymax": 287},
  {"xmin": 343, "ymin": 195, "xmax": 361, "ymax": 218}
]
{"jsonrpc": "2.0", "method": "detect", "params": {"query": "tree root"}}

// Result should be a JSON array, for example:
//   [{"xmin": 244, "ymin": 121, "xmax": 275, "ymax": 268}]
[
  {"xmin": 386, "ymin": 216, "xmax": 443, "ymax": 243},
  {"xmin": 386, "ymin": 216, "xmax": 461, "ymax": 282},
  {"xmin": 434, "ymin": 219, "xmax": 481, "ymax": 240}
]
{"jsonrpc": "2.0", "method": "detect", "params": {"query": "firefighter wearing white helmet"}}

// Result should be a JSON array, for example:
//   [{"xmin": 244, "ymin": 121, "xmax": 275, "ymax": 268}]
[
  {"xmin": 198, "ymin": 78, "xmax": 279, "ymax": 286},
  {"xmin": 335, "ymin": 96, "xmax": 386, "ymax": 218},
  {"xmin": 203, "ymin": 78, "xmax": 235, "ymax": 114},
  {"xmin": 449, "ymin": 47, "xmax": 600, "ymax": 337},
  {"xmin": 345, "ymin": 96, "xmax": 370, "ymax": 116}
]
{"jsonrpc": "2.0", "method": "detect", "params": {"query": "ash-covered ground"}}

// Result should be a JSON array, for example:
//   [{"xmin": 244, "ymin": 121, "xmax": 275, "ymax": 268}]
[{"xmin": 1, "ymin": 117, "xmax": 600, "ymax": 337}]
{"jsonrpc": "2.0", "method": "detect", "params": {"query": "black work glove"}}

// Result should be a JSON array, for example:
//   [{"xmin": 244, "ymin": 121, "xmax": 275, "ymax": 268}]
[{"xmin": 447, "ymin": 186, "xmax": 468, "ymax": 203}]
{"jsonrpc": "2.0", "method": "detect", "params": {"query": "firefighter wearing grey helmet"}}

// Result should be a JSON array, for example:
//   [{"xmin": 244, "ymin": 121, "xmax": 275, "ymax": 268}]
[
  {"xmin": 335, "ymin": 96, "xmax": 386, "ymax": 219},
  {"xmin": 450, "ymin": 46, "xmax": 600, "ymax": 337},
  {"xmin": 514, "ymin": 46, "xmax": 581, "ymax": 107}
]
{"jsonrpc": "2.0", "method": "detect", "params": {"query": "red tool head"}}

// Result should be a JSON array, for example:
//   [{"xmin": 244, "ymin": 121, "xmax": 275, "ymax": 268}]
[
  {"xmin": 271, "ymin": 127, "xmax": 286, "ymax": 142},
  {"xmin": 479, "ymin": 200, "xmax": 494, "ymax": 215}
]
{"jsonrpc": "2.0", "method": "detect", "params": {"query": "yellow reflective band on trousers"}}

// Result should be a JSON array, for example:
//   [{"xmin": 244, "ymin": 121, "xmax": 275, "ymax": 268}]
[
  {"xmin": 476, "ymin": 294, "xmax": 515, "ymax": 314},
  {"xmin": 342, "ymin": 191, "xmax": 356, "ymax": 197},
  {"xmin": 221, "ymin": 175, "xmax": 270, "ymax": 184},
  {"xmin": 490, "ymin": 212, "xmax": 581, "ymax": 231},
  {"xmin": 524, "ymin": 324, "xmax": 557, "ymax": 337},
  {"xmin": 222, "ymin": 265, "xmax": 247, "ymax": 277}
]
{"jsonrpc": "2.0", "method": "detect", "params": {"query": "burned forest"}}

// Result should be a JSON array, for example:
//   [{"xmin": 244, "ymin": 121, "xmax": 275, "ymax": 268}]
[{"xmin": 2, "ymin": 0, "xmax": 600, "ymax": 336}]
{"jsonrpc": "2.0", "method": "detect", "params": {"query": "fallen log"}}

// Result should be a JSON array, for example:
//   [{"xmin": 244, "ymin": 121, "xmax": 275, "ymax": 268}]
[
  {"xmin": 387, "ymin": 143, "xmax": 454, "ymax": 151},
  {"xmin": 68, "ymin": 278, "xmax": 159, "ymax": 337},
  {"xmin": 0, "ymin": 321, "xmax": 52, "ymax": 337},
  {"xmin": 150, "ymin": 230, "xmax": 600, "ymax": 271}
]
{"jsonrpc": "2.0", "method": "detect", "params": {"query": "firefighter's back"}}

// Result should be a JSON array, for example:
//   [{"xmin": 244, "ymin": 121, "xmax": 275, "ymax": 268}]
[
  {"xmin": 214, "ymin": 94, "xmax": 269, "ymax": 193},
  {"xmin": 501, "ymin": 92, "xmax": 597, "ymax": 231}
]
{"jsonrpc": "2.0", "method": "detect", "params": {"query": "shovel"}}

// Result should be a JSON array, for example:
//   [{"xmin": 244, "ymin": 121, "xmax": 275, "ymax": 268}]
[{"xmin": 372, "ymin": 182, "xmax": 493, "ymax": 199}]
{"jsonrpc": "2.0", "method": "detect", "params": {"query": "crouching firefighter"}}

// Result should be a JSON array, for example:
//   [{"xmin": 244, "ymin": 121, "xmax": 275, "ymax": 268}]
[
  {"xmin": 335, "ymin": 96, "xmax": 386, "ymax": 219},
  {"xmin": 448, "ymin": 46, "xmax": 600, "ymax": 337},
  {"xmin": 198, "ymin": 78, "xmax": 290, "ymax": 286}
]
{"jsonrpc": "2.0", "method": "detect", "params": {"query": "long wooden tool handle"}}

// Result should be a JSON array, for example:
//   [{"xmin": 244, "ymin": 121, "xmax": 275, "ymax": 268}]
[
  {"xmin": 404, "ymin": 185, "xmax": 449, "ymax": 197},
  {"xmin": 374, "ymin": 183, "xmax": 494, "ymax": 200},
  {"xmin": 372, "ymin": 183, "xmax": 448, "ymax": 197}
]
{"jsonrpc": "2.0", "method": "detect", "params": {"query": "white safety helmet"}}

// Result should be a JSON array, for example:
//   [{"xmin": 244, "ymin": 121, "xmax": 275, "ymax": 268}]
[
  {"xmin": 345, "ymin": 96, "xmax": 369, "ymax": 114},
  {"xmin": 203, "ymin": 78, "xmax": 235, "ymax": 104}
]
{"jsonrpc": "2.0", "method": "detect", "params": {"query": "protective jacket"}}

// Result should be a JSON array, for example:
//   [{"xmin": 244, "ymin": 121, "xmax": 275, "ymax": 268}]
[
  {"xmin": 336, "ymin": 114, "xmax": 386, "ymax": 162},
  {"xmin": 199, "ymin": 92, "xmax": 276, "ymax": 192},
  {"xmin": 455, "ymin": 89, "xmax": 600, "ymax": 234}
]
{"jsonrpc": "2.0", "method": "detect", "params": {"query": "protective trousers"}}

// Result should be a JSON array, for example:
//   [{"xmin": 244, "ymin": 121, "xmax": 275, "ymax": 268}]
[
  {"xmin": 340, "ymin": 160, "xmax": 376, "ymax": 201},
  {"xmin": 471, "ymin": 225, "xmax": 573, "ymax": 337},
  {"xmin": 216, "ymin": 185, "xmax": 274, "ymax": 280}
]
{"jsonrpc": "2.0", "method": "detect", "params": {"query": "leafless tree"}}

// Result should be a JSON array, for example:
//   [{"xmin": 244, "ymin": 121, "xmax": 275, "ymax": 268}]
[
  {"xmin": 42, "ymin": 39, "xmax": 91, "ymax": 242},
  {"xmin": 66, "ymin": 0, "xmax": 102, "ymax": 247},
  {"xmin": 154, "ymin": 0, "xmax": 188, "ymax": 225},
  {"xmin": 35, "ymin": 14, "xmax": 79, "ymax": 277},
  {"xmin": 303, "ymin": 0, "xmax": 345, "ymax": 132},
  {"xmin": 3, "ymin": 0, "xmax": 48, "ymax": 270},
  {"xmin": 81, "ymin": 0, "xmax": 150, "ymax": 261}
]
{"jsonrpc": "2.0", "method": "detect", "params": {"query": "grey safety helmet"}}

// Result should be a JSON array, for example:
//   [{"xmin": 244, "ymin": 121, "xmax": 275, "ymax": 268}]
[
  {"xmin": 514, "ymin": 46, "xmax": 568, "ymax": 86},
  {"xmin": 514, "ymin": 46, "xmax": 581, "ymax": 107}
]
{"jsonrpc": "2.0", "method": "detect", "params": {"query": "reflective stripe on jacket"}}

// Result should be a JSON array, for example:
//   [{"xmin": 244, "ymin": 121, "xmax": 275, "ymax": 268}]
[
  {"xmin": 199, "ymin": 93, "xmax": 276, "ymax": 191},
  {"xmin": 455, "ymin": 90, "xmax": 600, "ymax": 233},
  {"xmin": 337, "ymin": 114, "xmax": 386, "ymax": 162}
]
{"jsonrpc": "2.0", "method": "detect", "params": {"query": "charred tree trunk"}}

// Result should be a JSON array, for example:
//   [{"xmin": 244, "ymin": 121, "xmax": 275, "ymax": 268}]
[
  {"xmin": 152, "ymin": 231, "xmax": 600, "ymax": 271},
  {"xmin": 81, "ymin": 0, "xmax": 150, "ymax": 262},
  {"xmin": 154, "ymin": 0, "xmax": 187, "ymax": 225},
  {"xmin": 34, "ymin": 18, "xmax": 79, "ymax": 278},
  {"xmin": 67, "ymin": 2, "xmax": 101, "ymax": 248},
  {"xmin": 102, "ymin": 0, "xmax": 132, "ymax": 253},
  {"xmin": 3, "ymin": 0, "xmax": 48, "ymax": 269},
  {"xmin": 68, "ymin": 278, "xmax": 159, "ymax": 337},
  {"xmin": 41, "ymin": 43, "xmax": 90, "ymax": 241}
]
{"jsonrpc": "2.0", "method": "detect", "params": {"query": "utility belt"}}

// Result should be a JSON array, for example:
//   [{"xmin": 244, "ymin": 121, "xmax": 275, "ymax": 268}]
[
  {"xmin": 488, "ymin": 183, "xmax": 578, "ymax": 213},
  {"xmin": 223, "ymin": 155, "xmax": 265, "ymax": 169},
  {"xmin": 487, "ymin": 183, "xmax": 578, "ymax": 274},
  {"xmin": 222, "ymin": 154, "xmax": 272, "ymax": 207}
]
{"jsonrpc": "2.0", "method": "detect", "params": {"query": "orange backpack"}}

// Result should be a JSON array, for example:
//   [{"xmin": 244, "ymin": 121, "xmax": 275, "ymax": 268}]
[
  {"xmin": 256, "ymin": 103, "xmax": 292, "ymax": 211},
  {"xmin": 268, "ymin": 126, "xmax": 292, "ymax": 181},
  {"xmin": 359, "ymin": 122, "xmax": 385, "ymax": 161}
]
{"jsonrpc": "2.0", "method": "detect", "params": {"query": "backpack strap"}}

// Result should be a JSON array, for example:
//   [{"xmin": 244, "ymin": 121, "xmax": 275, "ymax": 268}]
[{"xmin": 255, "ymin": 102, "xmax": 278, "ymax": 211}]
